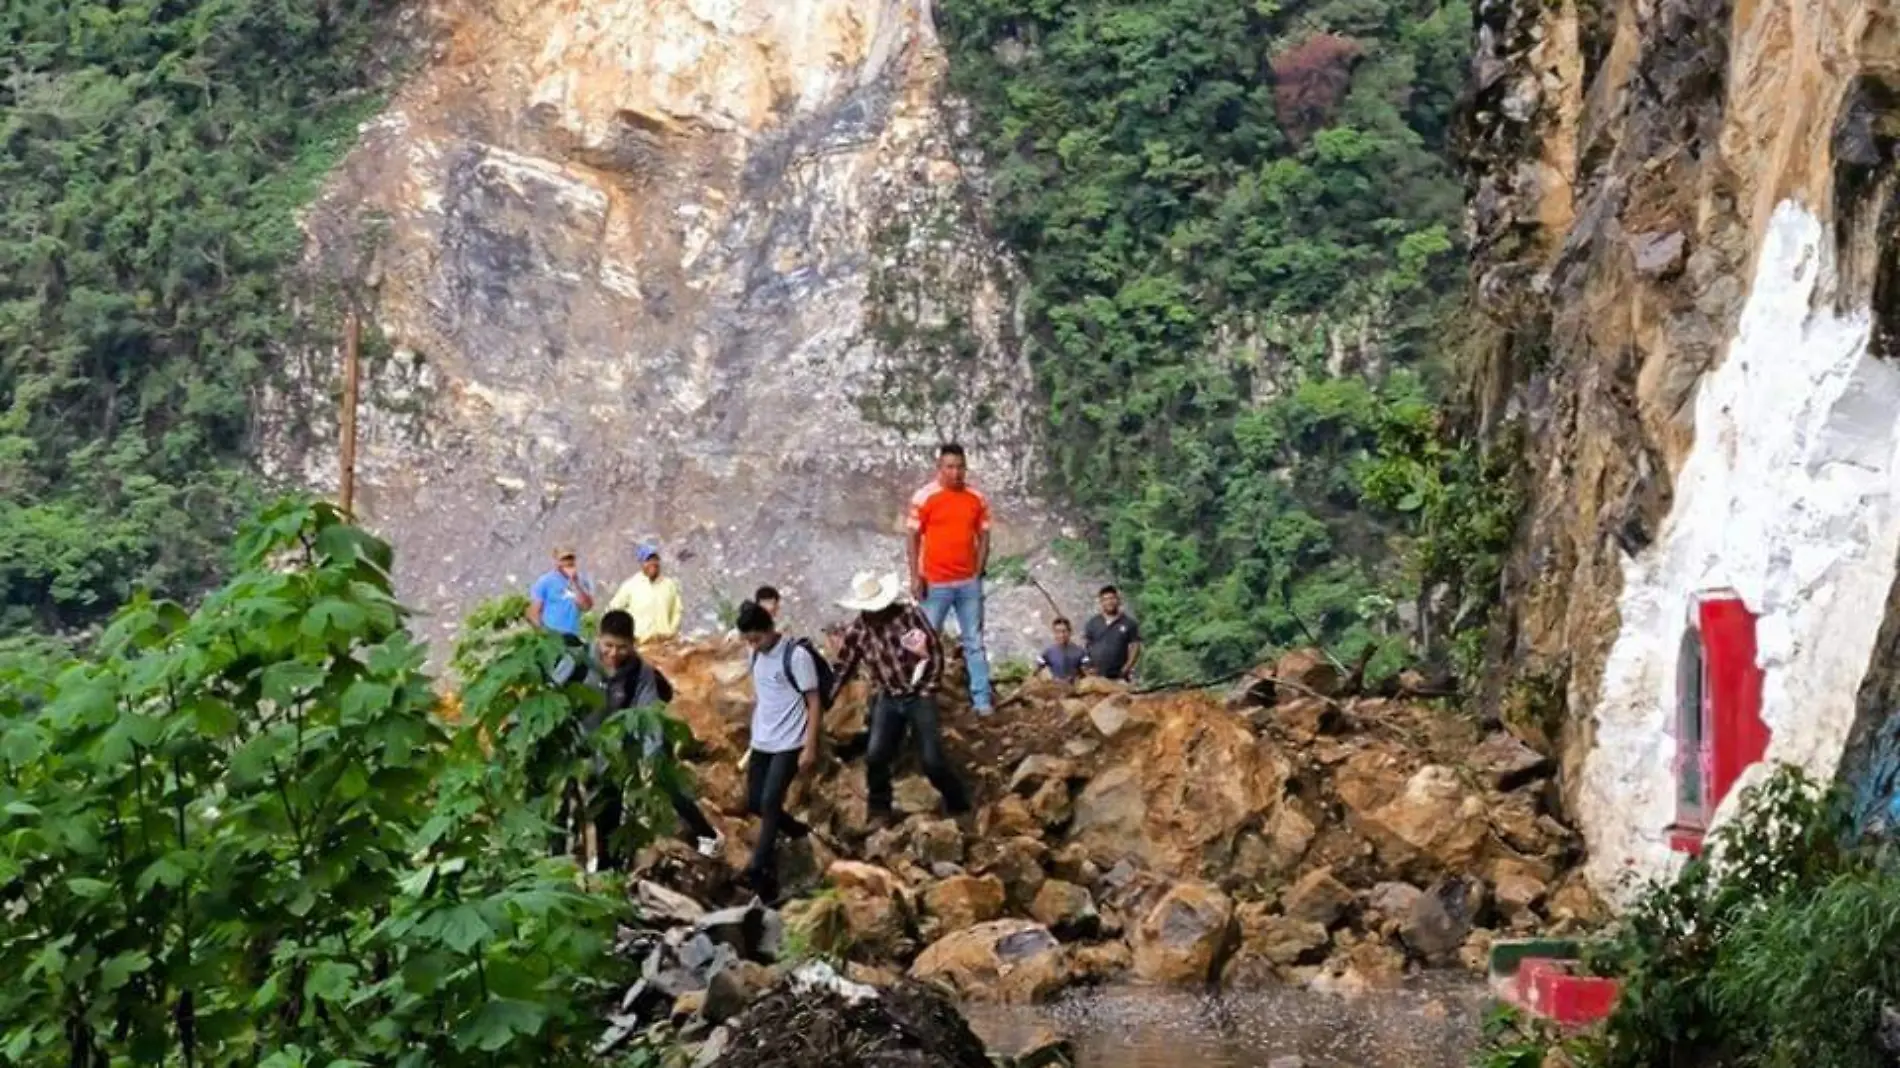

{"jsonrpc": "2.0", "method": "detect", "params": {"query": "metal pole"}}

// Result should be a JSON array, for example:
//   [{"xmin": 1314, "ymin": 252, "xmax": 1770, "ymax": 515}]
[{"xmin": 340, "ymin": 310, "xmax": 361, "ymax": 520}]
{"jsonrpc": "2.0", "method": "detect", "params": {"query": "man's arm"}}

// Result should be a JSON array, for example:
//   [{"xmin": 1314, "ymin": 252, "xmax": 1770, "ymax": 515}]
[
  {"xmin": 906, "ymin": 489, "xmax": 928, "ymax": 598},
  {"xmin": 1124, "ymin": 641, "xmax": 1144, "ymax": 676},
  {"xmin": 917, "ymin": 609, "xmax": 944, "ymax": 695},
  {"xmin": 607, "ymin": 577, "xmax": 633, "ymax": 614},
  {"xmin": 976, "ymin": 491, "xmax": 992, "ymax": 575},
  {"xmin": 663, "ymin": 581, "xmax": 682, "ymax": 636},
  {"xmin": 526, "ymin": 579, "xmax": 547, "ymax": 627},
  {"xmin": 794, "ymin": 647, "xmax": 824, "ymax": 771},
  {"xmin": 830, "ymin": 623, "xmax": 865, "ymax": 700},
  {"xmin": 907, "ymin": 529, "xmax": 926, "ymax": 599},
  {"xmin": 573, "ymin": 575, "xmax": 595, "ymax": 611},
  {"xmin": 799, "ymin": 690, "xmax": 823, "ymax": 772}
]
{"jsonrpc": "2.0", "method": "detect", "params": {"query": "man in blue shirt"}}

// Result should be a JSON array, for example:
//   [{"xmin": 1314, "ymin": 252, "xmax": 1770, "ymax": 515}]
[
  {"xmin": 1035, "ymin": 617, "xmax": 1086, "ymax": 683},
  {"xmin": 528, "ymin": 547, "xmax": 595, "ymax": 639}
]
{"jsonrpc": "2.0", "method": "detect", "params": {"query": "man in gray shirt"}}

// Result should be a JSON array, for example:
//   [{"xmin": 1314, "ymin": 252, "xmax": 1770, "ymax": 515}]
[{"xmin": 738, "ymin": 601, "xmax": 823, "ymax": 901}]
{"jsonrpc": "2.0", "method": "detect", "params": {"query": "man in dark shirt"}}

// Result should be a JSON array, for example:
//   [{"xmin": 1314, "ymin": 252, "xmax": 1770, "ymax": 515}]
[
  {"xmin": 1035, "ymin": 617, "xmax": 1086, "ymax": 683},
  {"xmin": 584, "ymin": 610, "xmax": 720, "ymax": 866},
  {"xmin": 1083, "ymin": 586, "xmax": 1144, "ymax": 681}
]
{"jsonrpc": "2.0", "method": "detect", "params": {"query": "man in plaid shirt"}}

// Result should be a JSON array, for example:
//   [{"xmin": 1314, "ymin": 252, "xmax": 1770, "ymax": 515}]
[{"xmin": 830, "ymin": 570, "xmax": 972, "ymax": 824}]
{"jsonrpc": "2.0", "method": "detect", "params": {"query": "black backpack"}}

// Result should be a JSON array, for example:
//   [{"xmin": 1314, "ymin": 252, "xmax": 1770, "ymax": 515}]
[{"xmin": 756, "ymin": 636, "xmax": 837, "ymax": 712}]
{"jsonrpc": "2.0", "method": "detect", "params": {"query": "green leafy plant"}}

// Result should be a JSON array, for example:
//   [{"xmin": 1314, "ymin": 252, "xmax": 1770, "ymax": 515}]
[
  {"xmin": 0, "ymin": 497, "xmax": 660, "ymax": 1066},
  {"xmin": 1551, "ymin": 766, "xmax": 1900, "ymax": 1068}
]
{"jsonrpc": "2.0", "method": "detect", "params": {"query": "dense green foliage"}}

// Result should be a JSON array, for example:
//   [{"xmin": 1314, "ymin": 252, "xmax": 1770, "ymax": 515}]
[
  {"xmin": 940, "ymin": 0, "xmax": 1497, "ymax": 679},
  {"xmin": 0, "ymin": 0, "xmax": 381, "ymax": 644},
  {"xmin": 0, "ymin": 499, "xmax": 674, "ymax": 1065},
  {"xmin": 1474, "ymin": 767, "xmax": 1900, "ymax": 1068}
]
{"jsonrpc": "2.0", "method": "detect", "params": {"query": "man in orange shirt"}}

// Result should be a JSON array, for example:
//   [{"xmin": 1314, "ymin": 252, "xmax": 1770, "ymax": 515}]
[{"xmin": 907, "ymin": 443, "xmax": 995, "ymax": 716}]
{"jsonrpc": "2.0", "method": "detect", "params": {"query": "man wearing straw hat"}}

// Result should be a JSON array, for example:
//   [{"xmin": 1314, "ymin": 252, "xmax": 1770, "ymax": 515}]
[{"xmin": 830, "ymin": 570, "xmax": 972, "ymax": 825}]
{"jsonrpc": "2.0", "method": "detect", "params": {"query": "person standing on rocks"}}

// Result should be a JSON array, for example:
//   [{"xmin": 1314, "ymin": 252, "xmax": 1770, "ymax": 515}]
[
  {"xmin": 528, "ymin": 547, "xmax": 595, "ymax": 641},
  {"xmin": 1083, "ymin": 585, "xmax": 1143, "ymax": 681},
  {"xmin": 754, "ymin": 585, "xmax": 782, "ymax": 621},
  {"xmin": 609, "ymin": 543, "xmax": 683, "ymax": 644},
  {"xmin": 737, "ymin": 601, "xmax": 822, "ymax": 901},
  {"xmin": 1035, "ymin": 617, "xmax": 1087, "ymax": 684},
  {"xmin": 831, "ymin": 570, "xmax": 972, "ymax": 825},
  {"xmin": 583, "ymin": 610, "xmax": 722, "ymax": 864},
  {"xmin": 907, "ymin": 443, "xmax": 995, "ymax": 717}
]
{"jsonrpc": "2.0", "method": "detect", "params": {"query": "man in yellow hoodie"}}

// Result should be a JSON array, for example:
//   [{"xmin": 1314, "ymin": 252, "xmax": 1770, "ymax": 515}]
[{"xmin": 608, "ymin": 543, "xmax": 683, "ymax": 643}]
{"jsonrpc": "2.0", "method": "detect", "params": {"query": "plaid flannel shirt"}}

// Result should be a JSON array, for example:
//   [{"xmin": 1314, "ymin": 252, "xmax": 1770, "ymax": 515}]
[{"xmin": 833, "ymin": 605, "xmax": 943, "ymax": 697}]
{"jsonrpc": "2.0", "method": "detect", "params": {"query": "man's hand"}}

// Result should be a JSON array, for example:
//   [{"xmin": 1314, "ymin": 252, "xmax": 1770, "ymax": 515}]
[
  {"xmin": 911, "ymin": 574, "xmax": 928, "ymax": 600},
  {"xmin": 798, "ymin": 744, "xmax": 819, "ymax": 775}
]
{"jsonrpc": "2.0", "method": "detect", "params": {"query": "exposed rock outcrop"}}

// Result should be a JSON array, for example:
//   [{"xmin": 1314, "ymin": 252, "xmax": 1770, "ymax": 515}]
[
  {"xmin": 262, "ymin": 0, "xmax": 1089, "ymax": 661},
  {"xmin": 1467, "ymin": 0, "xmax": 1900, "ymax": 892}
]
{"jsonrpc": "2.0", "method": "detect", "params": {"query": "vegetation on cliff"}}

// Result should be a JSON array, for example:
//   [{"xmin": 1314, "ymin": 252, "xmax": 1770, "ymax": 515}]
[
  {"xmin": 0, "ymin": 0, "xmax": 382, "ymax": 648},
  {"xmin": 939, "ymin": 0, "xmax": 1511, "ymax": 681},
  {"xmin": 1478, "ymin": 768, "xmax": 1900, "ymax": 1068},
  {"xmin": 0, "ymin": 499, "xmax": 683, "ymax": 1065}
]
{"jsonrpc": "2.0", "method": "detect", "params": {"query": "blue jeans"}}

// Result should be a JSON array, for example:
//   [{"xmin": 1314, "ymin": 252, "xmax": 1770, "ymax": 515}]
[{"xmin": 922, "ymin": 578, "xmax": 992, "ymax": 712}]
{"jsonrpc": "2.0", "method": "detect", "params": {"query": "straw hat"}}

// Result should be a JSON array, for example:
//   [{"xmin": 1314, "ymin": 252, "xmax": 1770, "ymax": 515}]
[{"xmin": 836, "ymin": 570, "xmax": 903, "ymax": 613}]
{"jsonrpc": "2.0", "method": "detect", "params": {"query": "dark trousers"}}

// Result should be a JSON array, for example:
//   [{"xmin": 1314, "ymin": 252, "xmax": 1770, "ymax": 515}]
[
  {"xmin": 591, "ymin": 779, "xmax": 717, "ymax": 869},
  {"xmin": 866, "ymin": 693, "xmax": 970, "ymax": 815},
  {"xmin": 744, "ymin": 748, "xmax": 810, "ymax": 881}
]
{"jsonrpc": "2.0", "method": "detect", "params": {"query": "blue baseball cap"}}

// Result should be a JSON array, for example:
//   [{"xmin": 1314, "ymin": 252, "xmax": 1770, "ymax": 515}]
[{"xmin": 636, "ymin": 543, "xmax": 660, "ymax": 562}]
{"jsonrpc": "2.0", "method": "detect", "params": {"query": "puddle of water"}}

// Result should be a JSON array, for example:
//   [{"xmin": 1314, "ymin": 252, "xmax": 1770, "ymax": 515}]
[{"xmin": 964, "ymin": 982, "xmax": 1485, "ymax": 1068}]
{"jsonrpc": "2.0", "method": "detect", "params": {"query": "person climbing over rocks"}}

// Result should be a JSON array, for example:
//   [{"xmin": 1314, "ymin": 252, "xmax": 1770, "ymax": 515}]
[
  {"xmin": 737, "ymin": 601, "xmax": 823, "ymax": 902},
  {"xmin": 1035, "ymin": 616, "xmax": 1086, "ymax": 684},
  {"xmin": 831, "ymin": 570, "xmax": 972, "ymax": 827},
  {"xmin": 754, "ymin": 585, "xmax": 782, "ymax": 621},
  {"xmin": 609, "ymin": 543, "xmax": 683, "ymax": 644},
  {"xmin": 527, "ymin": 546, "xmax": 594, "ymax": 640},
  {"xmin": 581, "ymin": 610, "xmax": 722, "ymax": 865},
  {"xmin": 907, "ymin": 443, "xmax": 995, "ymax": 717},
  {"xmin": 1083, "ymin": 584, "xmax": 1143, "ymax": 682}
]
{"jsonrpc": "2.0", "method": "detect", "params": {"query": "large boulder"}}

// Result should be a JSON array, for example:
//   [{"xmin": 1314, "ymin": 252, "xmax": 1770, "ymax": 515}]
[
  {"xmin": 1469, "ymin": 732, "xmax": 1553, "ymax": 791},
  {"xmin": 712, "ymin": 961, "xmax": 992, "ymax": 1068},
  {"xmin": 825, "ymin": 861, "xmax": 916, "ymax": 960},
  {"xmin": 1225, "ymin": 902, "xmax": 1330, "ymax": 986},
  {"xmin": 972, "ymin": 835, "xmax": 1048, "ymax": 910},
  {"xmin": 1280, "ymin": 867, "xmax": 1354, "ymax": 928},
  {"xmin": 1069, "ymin": 696, "xmax": 1290, "ymax": 878},
  {"xmin": 921, "ymin": 874, "xmax": 1007, "ymax": 936},
  {"xmin": 1355, "ymin": 765, "xmax": 1490, "ymax": 875},
  {"xmin": 1398, "ymin": 877, "xmax": 1484, "ymax": 963},
  {"xmin": 909, "ymin": 920, "xmax": 1075, "ymax": 1004},
  {"xmin": 1131, "ymin": 882, "xmax": 1238, "ymax": 984},
  {"xmin": 1491, "ymin": 857, "xmax": 1550, "ymax": 926},
  {"xmin": 1029, "ymin": 879, "xmax": 1100, "ymax": 940}
]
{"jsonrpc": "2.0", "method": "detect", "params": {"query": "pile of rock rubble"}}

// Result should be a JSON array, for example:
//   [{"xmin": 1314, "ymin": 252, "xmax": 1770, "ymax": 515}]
[{"xmin": 600, "ymin": 641, "xmax": 1601, "ymax": 1063}]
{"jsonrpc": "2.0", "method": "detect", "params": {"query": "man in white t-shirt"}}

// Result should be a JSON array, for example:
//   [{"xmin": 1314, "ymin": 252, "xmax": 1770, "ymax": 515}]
[{"xmin": 737, "ymin": 600, "xmax": 822, "ymax": 901}]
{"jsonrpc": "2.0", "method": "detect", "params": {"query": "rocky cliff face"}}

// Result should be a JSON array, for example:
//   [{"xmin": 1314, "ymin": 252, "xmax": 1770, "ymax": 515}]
[
  {"xmin": 1467, "ymin": 0, "xmax": 1900, "ymax": 891},
  {"xmin": 259, "ymin": 0, "xmax": 1088, "ymax": 655}
]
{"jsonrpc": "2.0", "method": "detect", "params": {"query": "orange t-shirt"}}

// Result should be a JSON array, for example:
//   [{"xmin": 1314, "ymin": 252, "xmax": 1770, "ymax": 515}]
[{"xmin": 907, "ymin": 482, "xmax": 991, "ymax": 584}]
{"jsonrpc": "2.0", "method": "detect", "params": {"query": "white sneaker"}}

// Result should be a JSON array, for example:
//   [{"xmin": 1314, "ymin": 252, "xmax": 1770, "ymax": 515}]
[{"xmin": 696, "ymin": 834, "xmax": 724, "ymax": 858}]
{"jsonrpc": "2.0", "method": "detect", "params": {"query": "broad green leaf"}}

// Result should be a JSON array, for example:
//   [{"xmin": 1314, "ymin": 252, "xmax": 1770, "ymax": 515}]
[
  {"xmin": 304, "ymin": 960, "xmax": 356, "ymax": 1002},
  {"xmin": 454, "ymin": 997, "xmax": 548, "ymax": 1052},
  {"xmin": 261, "ymin": 660, "xmax": 327, "ymax": 704},
  {"xmin": 99, "ymin": 951, "xmax": 152, "ymax": 992},
  {"xmin": 66, "ymin": 877, "xmax": 113, "ymax": 899},
  {"xmin": 436, "ymin": 904, "xmax": 492, "ymax": 954}
]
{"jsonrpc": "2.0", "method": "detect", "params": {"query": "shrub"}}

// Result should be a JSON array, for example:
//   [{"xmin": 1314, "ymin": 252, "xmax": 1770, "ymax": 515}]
[{"xmin": 0, "ymin": 498, "xmax": 663, "ymax": 1066}]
